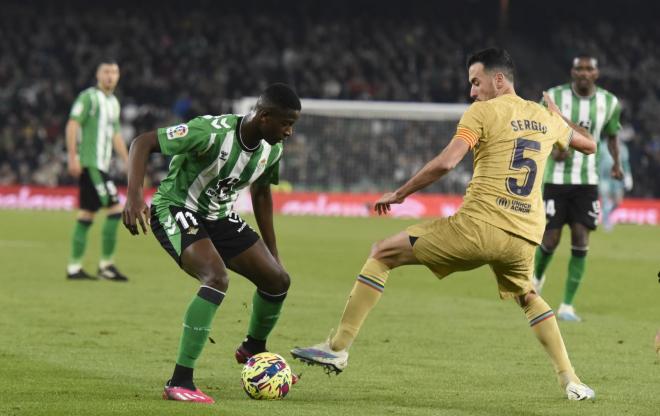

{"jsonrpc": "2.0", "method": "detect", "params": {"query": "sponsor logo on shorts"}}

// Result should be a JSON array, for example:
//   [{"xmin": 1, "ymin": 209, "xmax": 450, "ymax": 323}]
[{"xmin": 166, "ymin": 124, "xmax": 189, "ymax": 140}]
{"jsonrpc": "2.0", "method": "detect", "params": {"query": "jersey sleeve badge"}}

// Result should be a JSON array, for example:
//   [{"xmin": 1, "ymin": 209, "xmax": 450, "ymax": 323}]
[{"xmin": 166, "ymin": 124, "xmax": 189, "ymax": 140}]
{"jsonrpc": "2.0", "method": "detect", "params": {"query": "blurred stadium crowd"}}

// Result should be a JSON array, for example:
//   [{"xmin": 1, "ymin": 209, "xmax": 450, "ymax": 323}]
[{"xmin": 1, "ymin": 0, "xmax": 658, "ymax": 196}]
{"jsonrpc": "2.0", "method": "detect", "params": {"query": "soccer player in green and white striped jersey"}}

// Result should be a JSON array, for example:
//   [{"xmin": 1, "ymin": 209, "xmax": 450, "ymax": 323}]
[
  {"xmin": 122, "ymin": 83, "xmax": 301, "ymax": 404},
  {"xmin": 65, "ymin": 59, "xmax": 130, "ymax": 281},
  {"xmin": 533, "ymin": 54, "xmax": 624, "ymax": 321}
]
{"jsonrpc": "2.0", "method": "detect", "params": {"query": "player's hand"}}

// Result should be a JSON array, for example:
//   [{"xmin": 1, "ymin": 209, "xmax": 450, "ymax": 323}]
[
  {"xmin": 122, "ymin": 193, "xmax": 150, "ymax": 235},
  {"xmin": 543, "ymin": 92, "xmax": 560, "ymax": 115},
  {"xmin": 374, "ymin": 192, "xmax": 405, "ymax": 216},
  {"xmin": 552, "ymin": 147, "xmax": 570, "ymax": 162},
  {"xmin": 611, "ymin": 163, "xmax": 624, "ymax": 180},
  {"xmin": 68, "ymin": 158, "xmax": 82, "ymax": 177}
]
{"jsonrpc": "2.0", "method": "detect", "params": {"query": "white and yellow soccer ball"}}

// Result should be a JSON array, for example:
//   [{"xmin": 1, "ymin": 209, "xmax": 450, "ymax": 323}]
[{"xmin": 241, "ymin": 352, "xmax": 292, "ymax": 400}]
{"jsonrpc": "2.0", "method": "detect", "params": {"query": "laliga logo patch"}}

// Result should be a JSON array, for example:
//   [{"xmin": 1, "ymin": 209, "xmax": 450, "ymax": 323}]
[{"xmin": 166, "ymin": 124, "xmax": 189, "ymax": 140}]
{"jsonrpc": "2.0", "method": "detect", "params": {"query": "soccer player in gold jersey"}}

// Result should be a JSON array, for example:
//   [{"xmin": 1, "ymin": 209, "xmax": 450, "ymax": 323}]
[{"xmin": 292, "ymin": 48, "xmax": 597, "ymax": 400}]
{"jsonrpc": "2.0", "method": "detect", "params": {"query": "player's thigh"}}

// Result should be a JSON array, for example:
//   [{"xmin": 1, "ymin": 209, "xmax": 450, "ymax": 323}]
[
  {"xmin": 569, "ymin": 222, "xmax": 590, "ymax": 247},
  {"xmin": 369, "ymin": 231, "xmax": 420, "ymax": 269},
  {"xmin": 490, "ymin": 233, "xmax": 536, "ymax": 299},
  {"xmin": 543, "ymin": 184, "xmax": 569, "ymax": 230},
  {"xmin": 568, "ymin": 185, "xmax": 600, "ymax": 230},
  {"xmin": 150, "ymin": 204, "xmax": 218, "ymax": 275},
  {"xmin": 406, "ymin": 213, "xmax": 485, "ymax": 279},
  {"xmin": 84, "ymin": 167, "xmax": 119, "ymax": 210},
  {"xmin": 227, "ymin": 239, "xmax": 289, "ymax": 294},
  {"xmin": 78, "ymin": 168, "xmax": 102, "ymax": 212}
]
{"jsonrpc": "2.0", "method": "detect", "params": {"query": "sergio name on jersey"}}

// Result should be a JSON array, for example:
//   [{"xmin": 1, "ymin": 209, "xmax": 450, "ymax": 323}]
[
  {"xmin": 454, "ymin": 95, "xmax": 573, "ymax": 244},
  {"xmin": 152, "ymin": 115, "xmax": 283, "ymax": 220}
]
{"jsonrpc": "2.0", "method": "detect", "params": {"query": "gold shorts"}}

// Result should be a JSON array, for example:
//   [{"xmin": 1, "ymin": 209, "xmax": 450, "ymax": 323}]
[{"xmin": 406, "ymin": 212, "xmax": 536, "ymax": 299}]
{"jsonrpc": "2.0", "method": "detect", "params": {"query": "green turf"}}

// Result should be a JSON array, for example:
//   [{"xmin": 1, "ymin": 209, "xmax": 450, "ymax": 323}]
[{"xmin": 0, "ymin": 210, "xmax": 659, "ymax": 416}]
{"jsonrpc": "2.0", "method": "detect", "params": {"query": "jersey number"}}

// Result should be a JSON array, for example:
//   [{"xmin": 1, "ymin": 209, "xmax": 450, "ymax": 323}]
[{"xmin": 506, "ymin": 138, "xmax": 540, "ymax": 197}]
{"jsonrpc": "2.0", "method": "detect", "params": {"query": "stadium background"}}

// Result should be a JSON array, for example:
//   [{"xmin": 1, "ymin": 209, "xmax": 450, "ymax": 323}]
[
  {"xmin": 2, "ymin": 1, "xmax": 660, "ymax": 416},
  {"xmin": 1, "ymin": 0, "xmax": 659, "ymax": 200}
]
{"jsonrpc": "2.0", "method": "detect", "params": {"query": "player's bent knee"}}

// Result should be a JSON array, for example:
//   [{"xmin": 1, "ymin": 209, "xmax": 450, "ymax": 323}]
[
  {"xmin": 264, "ymin": 268, "xmax": 290, "ymax": 294},
  {"xmin": 192, "ymin": 266, "xmax": 229, "ymax": 292}
]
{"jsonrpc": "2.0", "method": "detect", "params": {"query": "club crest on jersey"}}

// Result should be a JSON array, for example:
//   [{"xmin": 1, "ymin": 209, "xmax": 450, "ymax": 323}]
[
  {"xmin": 259, "ymin": 158, "xmax": 267, "ymax": 166},
  {"xmin": 166, "ymin": 124, "xmax": 189, "ymax": 140}
]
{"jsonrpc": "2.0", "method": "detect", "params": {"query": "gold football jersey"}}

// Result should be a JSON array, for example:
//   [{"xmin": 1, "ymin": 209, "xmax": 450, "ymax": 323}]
[{"xmin": 454, "ymin": 94, "xmax": 573, "ymax": 244}]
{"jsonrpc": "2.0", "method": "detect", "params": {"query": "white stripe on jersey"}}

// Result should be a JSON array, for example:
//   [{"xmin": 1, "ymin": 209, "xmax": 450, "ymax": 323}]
[
  {"xmin": 572, "ymin": 98, "xmax": 590, "ymax": 184},
  {"xmin": 185, "ymin": 131, "xmax": 235, "ymax": 213},
  {"xmin": 591, "ymin": 91, "xmax": 608, "ymax": 184},
  {"xmin": 199, "ymin": 133, "xmax": 217, "ymax": 155},
  {"xmin": 96, "ymin": 90, "xmax": 107, "ymax": 171},
  {"xmin": 246, "ymin": 143, "xmax": 274, "ymax": 184},
  {"xmin": 552, "ymin": 88, "xmax": 573, "ymax": 183}
]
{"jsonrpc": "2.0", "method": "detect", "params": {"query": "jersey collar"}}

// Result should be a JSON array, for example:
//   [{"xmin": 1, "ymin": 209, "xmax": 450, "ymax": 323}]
[{"xmin": 236, "ymin": 116, "xmax": 261, "ymax": 152}]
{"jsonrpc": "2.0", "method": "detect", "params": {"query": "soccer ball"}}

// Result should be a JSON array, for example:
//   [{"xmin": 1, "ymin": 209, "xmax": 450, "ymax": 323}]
[{"xmin": 241, "ymin": 352, "xmax": 292, "ymax": 400}]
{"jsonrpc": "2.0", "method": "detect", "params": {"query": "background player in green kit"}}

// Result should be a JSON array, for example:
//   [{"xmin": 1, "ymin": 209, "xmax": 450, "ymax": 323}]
[
  {"xmin": 533, "ymin": 54, "xmax": 624, "ymax": 321},
  {"xmin": 65, "ymin": 59, "xmax": 129, "ymax": 281},
  {"xmin": 122, "ymin": 83, "xmax": 301, "ymax": 403}
]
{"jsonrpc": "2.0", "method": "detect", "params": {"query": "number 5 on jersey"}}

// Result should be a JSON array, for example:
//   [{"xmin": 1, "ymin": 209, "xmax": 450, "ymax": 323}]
[{"xmin": 506, "ymin": 138, "xmax": 540, "ymax": 197}]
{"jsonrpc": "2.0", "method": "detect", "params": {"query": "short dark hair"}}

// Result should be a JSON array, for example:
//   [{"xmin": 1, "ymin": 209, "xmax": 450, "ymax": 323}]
[
  {"xmin": 97, "ymin": 58, "xmax": 118, "ymax": 70},
  {"xmin": 258, "ymin": 83, "xmax": 301, "ymax": 111},
  {"xmin": 466, "ymin": 48, "xmax": 515, "ymax": 82}
]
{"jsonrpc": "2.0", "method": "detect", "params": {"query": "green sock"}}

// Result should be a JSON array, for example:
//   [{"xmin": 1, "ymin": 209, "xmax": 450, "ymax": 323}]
[
  {"xmin": 101, "ymin": 213, "xmax": 121, "ymax": 262},
  {"xmin": 247, "ymin": 290, "xmax": 287, "ymax": 341},
  {"xmin": 534, "ymin": 245, "xmax": 554, "ymax": 278},
  {"xmin": 69, "ymin": 219, "xmax": 92, "ymax": 265},
  {"xmin": 563, "ymin": 248, "xmax": 587, "ymax": 305},
  {"xmin": 176, "ymin": 286, "xmax": 225, "ymax": 368}
]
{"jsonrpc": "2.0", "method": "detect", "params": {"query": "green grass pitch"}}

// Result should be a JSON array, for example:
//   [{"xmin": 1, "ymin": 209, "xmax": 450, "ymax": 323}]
[{"xmin": 0, "ymin": 210, "xmax": 659, "ymax": 416}]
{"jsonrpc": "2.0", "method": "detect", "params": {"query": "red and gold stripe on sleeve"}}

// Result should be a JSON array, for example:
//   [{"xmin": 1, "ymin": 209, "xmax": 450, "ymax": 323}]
[{"xmin": 453, "ymin": 127, "xmax": 479, "ymax": 149}]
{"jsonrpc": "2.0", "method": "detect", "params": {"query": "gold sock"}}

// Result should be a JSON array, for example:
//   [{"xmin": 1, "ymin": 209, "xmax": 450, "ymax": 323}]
[
  {"xmin": 524, "ymin": 295, "xmax": 580, "ymax": 388},
  {"xmin": 330, "ymin": 258, "xmax": 390, "ymax": 351}
]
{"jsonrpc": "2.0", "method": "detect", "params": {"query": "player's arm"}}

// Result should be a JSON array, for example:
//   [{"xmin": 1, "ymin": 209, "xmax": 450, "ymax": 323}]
[
  {"xmin": 374, "ymin": 138, "xmax": 470, "ymax": 215},
  {"xmin": 543, "ymin": 92, "xmax": 595, "ymax": 155},
  {"xmin": 122, "ymin": 130, "xmax": 161, "ymax": 235},
  {"xmin": 250, "ymin": 182, "xmax": 280, "ymax": 264},
  {"xmin": 65, "ymin": 119, "xmax": 82, "ymax": 177},
  {"xmin": 606, "ymin": 134, "xmax": 623, "ymax": 180},
  {"xmin": 112, "ymin": 133, "xmax": 129, "ymax": 168}
]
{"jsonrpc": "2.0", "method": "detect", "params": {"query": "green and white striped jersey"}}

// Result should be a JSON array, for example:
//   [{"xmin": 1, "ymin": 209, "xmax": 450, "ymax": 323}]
[
  {"xmin": 152, "ymin": 115, "xmax": 283, "ymax": 220},
  {"xmin": 69, "ymin": 87, "xmax": 121, "ymax": 172},
  {"xmin": 543, "ymin": 84, "xmax": 621, "ymax": 185}
]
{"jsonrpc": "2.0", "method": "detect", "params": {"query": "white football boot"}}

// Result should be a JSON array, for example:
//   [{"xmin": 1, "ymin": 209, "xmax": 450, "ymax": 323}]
[
  {"xmin": 557, "ymin": 303, "xmax": 582, "ymax": 322},
  {"xmin": 291, "ymin": 339, "xmax": 348, "ymax": 375},
  {"xmin": 565, "ymin": 381, "xmax": 595, "ymax": 401}
]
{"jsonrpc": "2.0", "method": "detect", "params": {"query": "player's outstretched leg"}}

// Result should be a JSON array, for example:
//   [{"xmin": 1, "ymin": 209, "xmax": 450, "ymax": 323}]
[
  {"xmin": 163, "ymin": 239, "xmax": 228, "ymax": 404},
  {"xmin": 518, "ymin": 292, "xmax": 594, "ymax": 400},
  {"xmin": 291, "ymin": 257, "xmax": 390, "ymax": 374},
  {"xmin": 292, "ymin": 231, "xmax": 415, "ymax": 374}
]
